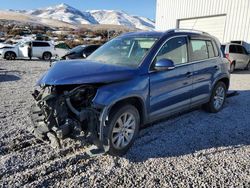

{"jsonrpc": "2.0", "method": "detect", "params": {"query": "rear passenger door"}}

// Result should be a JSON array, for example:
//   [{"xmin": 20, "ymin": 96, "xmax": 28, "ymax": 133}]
[
  {"xmin": 32, "ymin": 42, "xmax": 42, "ymax": 57},
  {"xmin": 189, "ymin": 38, "xmax": 220, "ymax": 106}
]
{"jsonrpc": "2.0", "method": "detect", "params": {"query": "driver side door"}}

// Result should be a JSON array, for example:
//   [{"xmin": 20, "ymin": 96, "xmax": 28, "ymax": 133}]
[
  {"xmin": 149, "ymin": 36, "xmax": 193, "ymax": 121},
  {"xmin": 18, "ymin": 42, "xmax": 29, "ymax": 57}
]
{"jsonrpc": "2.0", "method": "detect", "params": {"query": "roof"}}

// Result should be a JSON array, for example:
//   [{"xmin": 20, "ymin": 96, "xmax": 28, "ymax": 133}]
[
  {"xmin": 121, "ymin": 31, "xmax": 164, "ymax": 38},
  {"xmin": 120, "ymin": 29, "xmax": 212, "ymax": 39}
]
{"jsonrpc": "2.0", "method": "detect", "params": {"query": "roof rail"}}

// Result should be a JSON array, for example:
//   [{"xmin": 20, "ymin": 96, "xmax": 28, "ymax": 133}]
[{"xmin": 166, "ymin": 28, "xmax": 210, "ymax": 35}]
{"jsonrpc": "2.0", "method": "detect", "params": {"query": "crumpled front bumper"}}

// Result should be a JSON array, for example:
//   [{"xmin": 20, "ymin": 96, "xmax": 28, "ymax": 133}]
[{"xmin": 29, "ymin": 89, "xmax": 110, "ymax": 157}]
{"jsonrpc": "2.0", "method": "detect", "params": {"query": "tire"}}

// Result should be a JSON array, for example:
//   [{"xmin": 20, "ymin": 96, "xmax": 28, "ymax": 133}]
[
  {"xmin": 42, "ymin": 52, "xmax": 52, "ymax": 61},
  {"xmin": 230, "ymin": 62, "xmax": 235, "ymax": 73},
  {"xmin": 204, "ymin": 82, "xmax": 227, "ymax": 113},
  {"xmin": 107, "ymin": 105, "xmax": 140, "ymax": 156},
  {"xmin": 4, "ymin": 51, "xmax": 16, "ymax": 60},
  {"xmin": 245, "ymin": 61, "xmax": 250, "ymax": 70}
]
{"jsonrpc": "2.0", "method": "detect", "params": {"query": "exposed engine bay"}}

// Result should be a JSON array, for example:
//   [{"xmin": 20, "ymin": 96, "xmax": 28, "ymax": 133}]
[{"xmin": 30, "ymin": 85, "xmax": 109, "ymax": 156}]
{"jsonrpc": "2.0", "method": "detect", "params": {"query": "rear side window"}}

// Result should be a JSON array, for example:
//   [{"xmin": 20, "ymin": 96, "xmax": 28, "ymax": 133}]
[
  {"xmin": 229, "ymin": 45, "xmax": 237, "ymax": 53},
  {"xmin": 190, "ymin": 40, "xmax": 208, "ymax": 61},
  {"xmin": 237, "ymin": 45, "xmax": 247, "ymax": 54},
  {"xmin": 156, "ymin": 37, "xmax": 188, "ymax": 65},
  {"xmin": 84, "ymin": 45, "xmax": 99, "ymax": 53},
  {"xmin": 33, "ymin": 42, "xmax": 50, "ymax": 47},
  {"xmin": 206, "ymin": 41, "xmax": 215, "ymax": 58}
]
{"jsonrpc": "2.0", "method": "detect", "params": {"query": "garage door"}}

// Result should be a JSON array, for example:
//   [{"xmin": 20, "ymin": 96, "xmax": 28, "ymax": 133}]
[{"xmin": 178, "ymin": 15, "xmax": 226, "ymax": 42}]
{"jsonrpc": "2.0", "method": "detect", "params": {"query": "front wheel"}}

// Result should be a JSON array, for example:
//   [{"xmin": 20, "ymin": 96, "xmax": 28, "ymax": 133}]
[
  {"xmin": 43, "ymin": 52, "xmax": 52, "ymax": 61},
  {"xmin": 5, "ymin": 52, "xmax": 16, "ymax": 60},
  {"xmin": 107, "ymin": 105, "xmax": 140, "ymax": 156},
  {"xmin": 204, "ymin": 82, "xmax": 227, "ymax": 113}
]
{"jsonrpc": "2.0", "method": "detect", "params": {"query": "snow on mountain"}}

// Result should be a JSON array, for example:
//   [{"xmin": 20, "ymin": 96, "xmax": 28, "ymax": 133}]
[
  {"xmin": 27, "ymin": 3, "xmax": 98, "ymax": 25},
  {"xmin": 21, "ymin": 4, "xmax": 154, "ymax": 30},
  {"xmin": 88, "ymin": 10, "xmax": 155, "ymax": 30}
]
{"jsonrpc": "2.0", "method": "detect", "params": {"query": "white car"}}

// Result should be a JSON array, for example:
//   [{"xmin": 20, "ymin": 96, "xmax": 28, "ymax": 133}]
[
  {"xmin": 221, "ymin": 43, "xmax": 250, "ymax": 72},
  {"xmin": 0, "ymin": 41, "xmax": 56, "ymax": 60}
]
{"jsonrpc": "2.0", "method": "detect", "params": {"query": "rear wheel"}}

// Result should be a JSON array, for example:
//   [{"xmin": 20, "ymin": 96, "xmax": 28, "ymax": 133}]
[
  {"xmin": 107, "ymin": 105, "xmax": 140, "ymax": 156},
  {"xmin": 43, "ymin": 52, "xmax": 52, "ymax": 61},
  {"xmin": 5, "ymin": 51, "xmax": 16, "ymax": 60},
  {"xmin": 230, "ymin": 62, "xmax": 235, "ymax": 73},
  {"xmin": 204, "ymin": 82, "xmax": 227, "ymax": 113}
]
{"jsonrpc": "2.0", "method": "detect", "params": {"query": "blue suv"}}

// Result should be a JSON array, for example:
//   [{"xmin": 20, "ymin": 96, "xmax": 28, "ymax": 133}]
[{"xmin": 31, "ymin": 29, "xmax": 230, "ymax": 156}]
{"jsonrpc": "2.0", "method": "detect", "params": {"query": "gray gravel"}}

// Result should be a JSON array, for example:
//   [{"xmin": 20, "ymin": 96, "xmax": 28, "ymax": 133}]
[{"xmin": 0, "ymin": 60, "xmax": 249, "ymax": 187}]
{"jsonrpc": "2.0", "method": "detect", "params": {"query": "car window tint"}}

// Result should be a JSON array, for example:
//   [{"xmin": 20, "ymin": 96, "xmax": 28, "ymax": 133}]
[
  {"xmin": 84, "ymin": 46, "xmax": 98, "ymax": 53},
  {"xmin": 32, "ymin": 42, "xmax": 39, "ymax": 47},
  {"xmin": 237, "ymin": 46, "xmax": 244, "ymax": 54},
  {"xmin": 212, "ymin": 41, "xmax": 219, "ymax": 56},
  {"xmin": 190, "ymin": 40, "xmax": 208, "ymax": 61},
  {"xmin": 156, "ymin": 37, "xmax": 188, "ymax": 65},
  {"xmin": 206, "ymin": 41, "xmax": 215, "ymax": 58},
  {"xmin": 221, "ymin": 45, "xmax": 225, "ymax": 56},
  {"xmin": 32, "ymin": 42, "xmax": 50, "ymax": 47},
  {"xmin": 229, "ymin": 45, "xmax": 237, "ymax": 53},
  {"xmin": 242, "ymin": 46, "xmax": 248, "ymax": 54}
]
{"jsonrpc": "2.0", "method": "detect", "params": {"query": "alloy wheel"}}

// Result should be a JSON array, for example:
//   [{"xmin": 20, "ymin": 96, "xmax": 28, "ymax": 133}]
[
  {"xmin": 213, "ymin": 86, "xmax": 225, "ymax": 110},
  {"xmin": 111, "ymin": 112, "xmax": 136, "ymax": 149}
]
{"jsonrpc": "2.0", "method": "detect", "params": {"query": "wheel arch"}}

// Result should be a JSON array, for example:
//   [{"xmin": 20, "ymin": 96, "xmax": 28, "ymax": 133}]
[
  {"xmin": 108, "ymin": 96, "xmax": 147, "ymax": 126},
  {"xmin": 4, "ymin": 51, "xmax": 17, "ymax": 59},
  {"xmin": 213, "ymin": 76, "xmax": 230, "ymax": 91},
  {"xmin": 43, "ymin": 51, "xmax": 52, "ymax": 58}
]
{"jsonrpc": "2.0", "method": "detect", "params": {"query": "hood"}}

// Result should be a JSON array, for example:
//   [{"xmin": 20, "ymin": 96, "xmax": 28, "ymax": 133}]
[
  {"xmin": 37, "ymin": 60, "xmax": 138, "ymax": 85},
  {"xmin": 0, "ymin": 44, "xmax": 15, "ymax": 49}
]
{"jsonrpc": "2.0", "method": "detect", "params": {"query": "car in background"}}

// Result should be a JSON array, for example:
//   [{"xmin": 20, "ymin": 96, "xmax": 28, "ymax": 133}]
[
  {"xmin": 31, "ymin": 29, "xmax": 230, "ymax": 156},
  {"xmin": 221, "ymin": 43, "xmax": 250, "ymax": 72},
  {"xmin": 55, "ymin": 42, "xmax": 71, "ymax": 58},
  {"xmin": 61, "ymin": 44, "xmax": 100, "ymax": 60},
  {"xmin": 0, "ymin": 41, "xmax": 56, "ymax": 60}
]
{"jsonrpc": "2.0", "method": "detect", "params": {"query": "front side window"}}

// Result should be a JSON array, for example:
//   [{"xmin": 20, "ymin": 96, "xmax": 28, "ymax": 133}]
[
  {"xmin": 190, "ymin": 40, "xmax": 208, "ymax": 61},
  {"xmin": 155, "ymin": 37, "xmax": 188, "ymax": 65},
  {"xmin": 87, "ymin": 36, "xmax": 158, "ymax": 67}
]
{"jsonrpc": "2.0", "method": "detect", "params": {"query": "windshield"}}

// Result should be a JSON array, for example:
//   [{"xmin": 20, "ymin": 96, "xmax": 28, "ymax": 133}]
[
  {"xmin": 70, "ymin": 45, "xmax": 85, "ymax": 53},
  {"xmin": 87, "ymin": 36, "xmax": 158, "ymax": 67}
]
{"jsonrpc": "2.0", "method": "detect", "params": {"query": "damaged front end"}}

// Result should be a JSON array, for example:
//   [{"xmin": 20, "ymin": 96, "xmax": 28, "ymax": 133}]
[{"xmin": 30, "ymin": 85, "xmax": 109, "ymax": 156}]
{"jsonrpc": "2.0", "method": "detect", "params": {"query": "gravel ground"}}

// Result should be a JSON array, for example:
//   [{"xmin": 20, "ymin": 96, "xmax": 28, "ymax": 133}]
[{"xmin": 0, "ymin": 60, "xmax": 249, "ymax": 187}]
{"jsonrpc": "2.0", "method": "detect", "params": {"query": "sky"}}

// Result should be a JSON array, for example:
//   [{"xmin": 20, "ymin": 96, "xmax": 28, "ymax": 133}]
[{"xmin": 0, "ymin": 0, "xmax": 156, "ymax": 20}]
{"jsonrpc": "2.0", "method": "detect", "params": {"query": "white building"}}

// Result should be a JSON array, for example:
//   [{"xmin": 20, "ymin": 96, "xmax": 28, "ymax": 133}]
[{"xmin": 156, "ymin": 0, "xmax": 250, "ymax": 51}]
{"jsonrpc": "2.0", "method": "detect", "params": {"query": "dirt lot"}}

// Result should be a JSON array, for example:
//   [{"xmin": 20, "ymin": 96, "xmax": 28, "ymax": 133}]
[{"xmin": 0, "ymin": 60, "xmax": 249, "ymax": 187}]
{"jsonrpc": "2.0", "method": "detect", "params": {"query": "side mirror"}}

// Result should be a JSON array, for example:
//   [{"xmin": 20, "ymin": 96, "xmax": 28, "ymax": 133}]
[{"xmin": 154, "ymin": 59, "xmax": 175, "ymax": 71}]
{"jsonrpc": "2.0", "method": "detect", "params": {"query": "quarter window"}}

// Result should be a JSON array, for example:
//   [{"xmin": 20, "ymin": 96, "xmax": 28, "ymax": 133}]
[
  {"xmin": 155, "ymin": 37, "xmax": 188, "ymax": 65},
  {"xmin": 206, "ymin": 41, "xmax": 215, "ymax": 58},
  {"xmin": 190, "ymin": 40, "xmax": 208, "ymax": 61}
]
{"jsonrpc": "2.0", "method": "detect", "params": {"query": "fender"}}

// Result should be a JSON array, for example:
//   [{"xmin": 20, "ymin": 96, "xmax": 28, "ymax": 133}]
[
  {"xmin": 92, "ymin": 75, "xmax": 150, "ymax": 123},
  {"xmin": 211, "ymin": 73, "xmax": 230, "ymax": 91}
]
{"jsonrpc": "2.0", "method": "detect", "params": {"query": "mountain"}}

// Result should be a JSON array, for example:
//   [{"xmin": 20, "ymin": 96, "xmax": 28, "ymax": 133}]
[
  {"xmin": 10, "ymin": 3, "xmax": 155, "ymax": 30},
  {"xmin": 26, "ymin": 4, "xmax": 98, "ymax": 25},
  {"xmin": 88, "ymin": 10, "xmax": 155, "ymax": 31}
]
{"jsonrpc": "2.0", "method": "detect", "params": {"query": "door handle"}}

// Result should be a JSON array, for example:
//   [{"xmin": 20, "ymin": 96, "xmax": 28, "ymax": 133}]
[{"xmin": 186, "ymin": 72, "xmax": 193, "ymax": 77}]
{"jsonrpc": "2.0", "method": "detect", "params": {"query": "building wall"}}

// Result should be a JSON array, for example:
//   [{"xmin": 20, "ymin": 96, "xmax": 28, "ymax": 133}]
[{"xmin": 156, "ymin": 0, "xmax": 250, "ymax": 45}]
